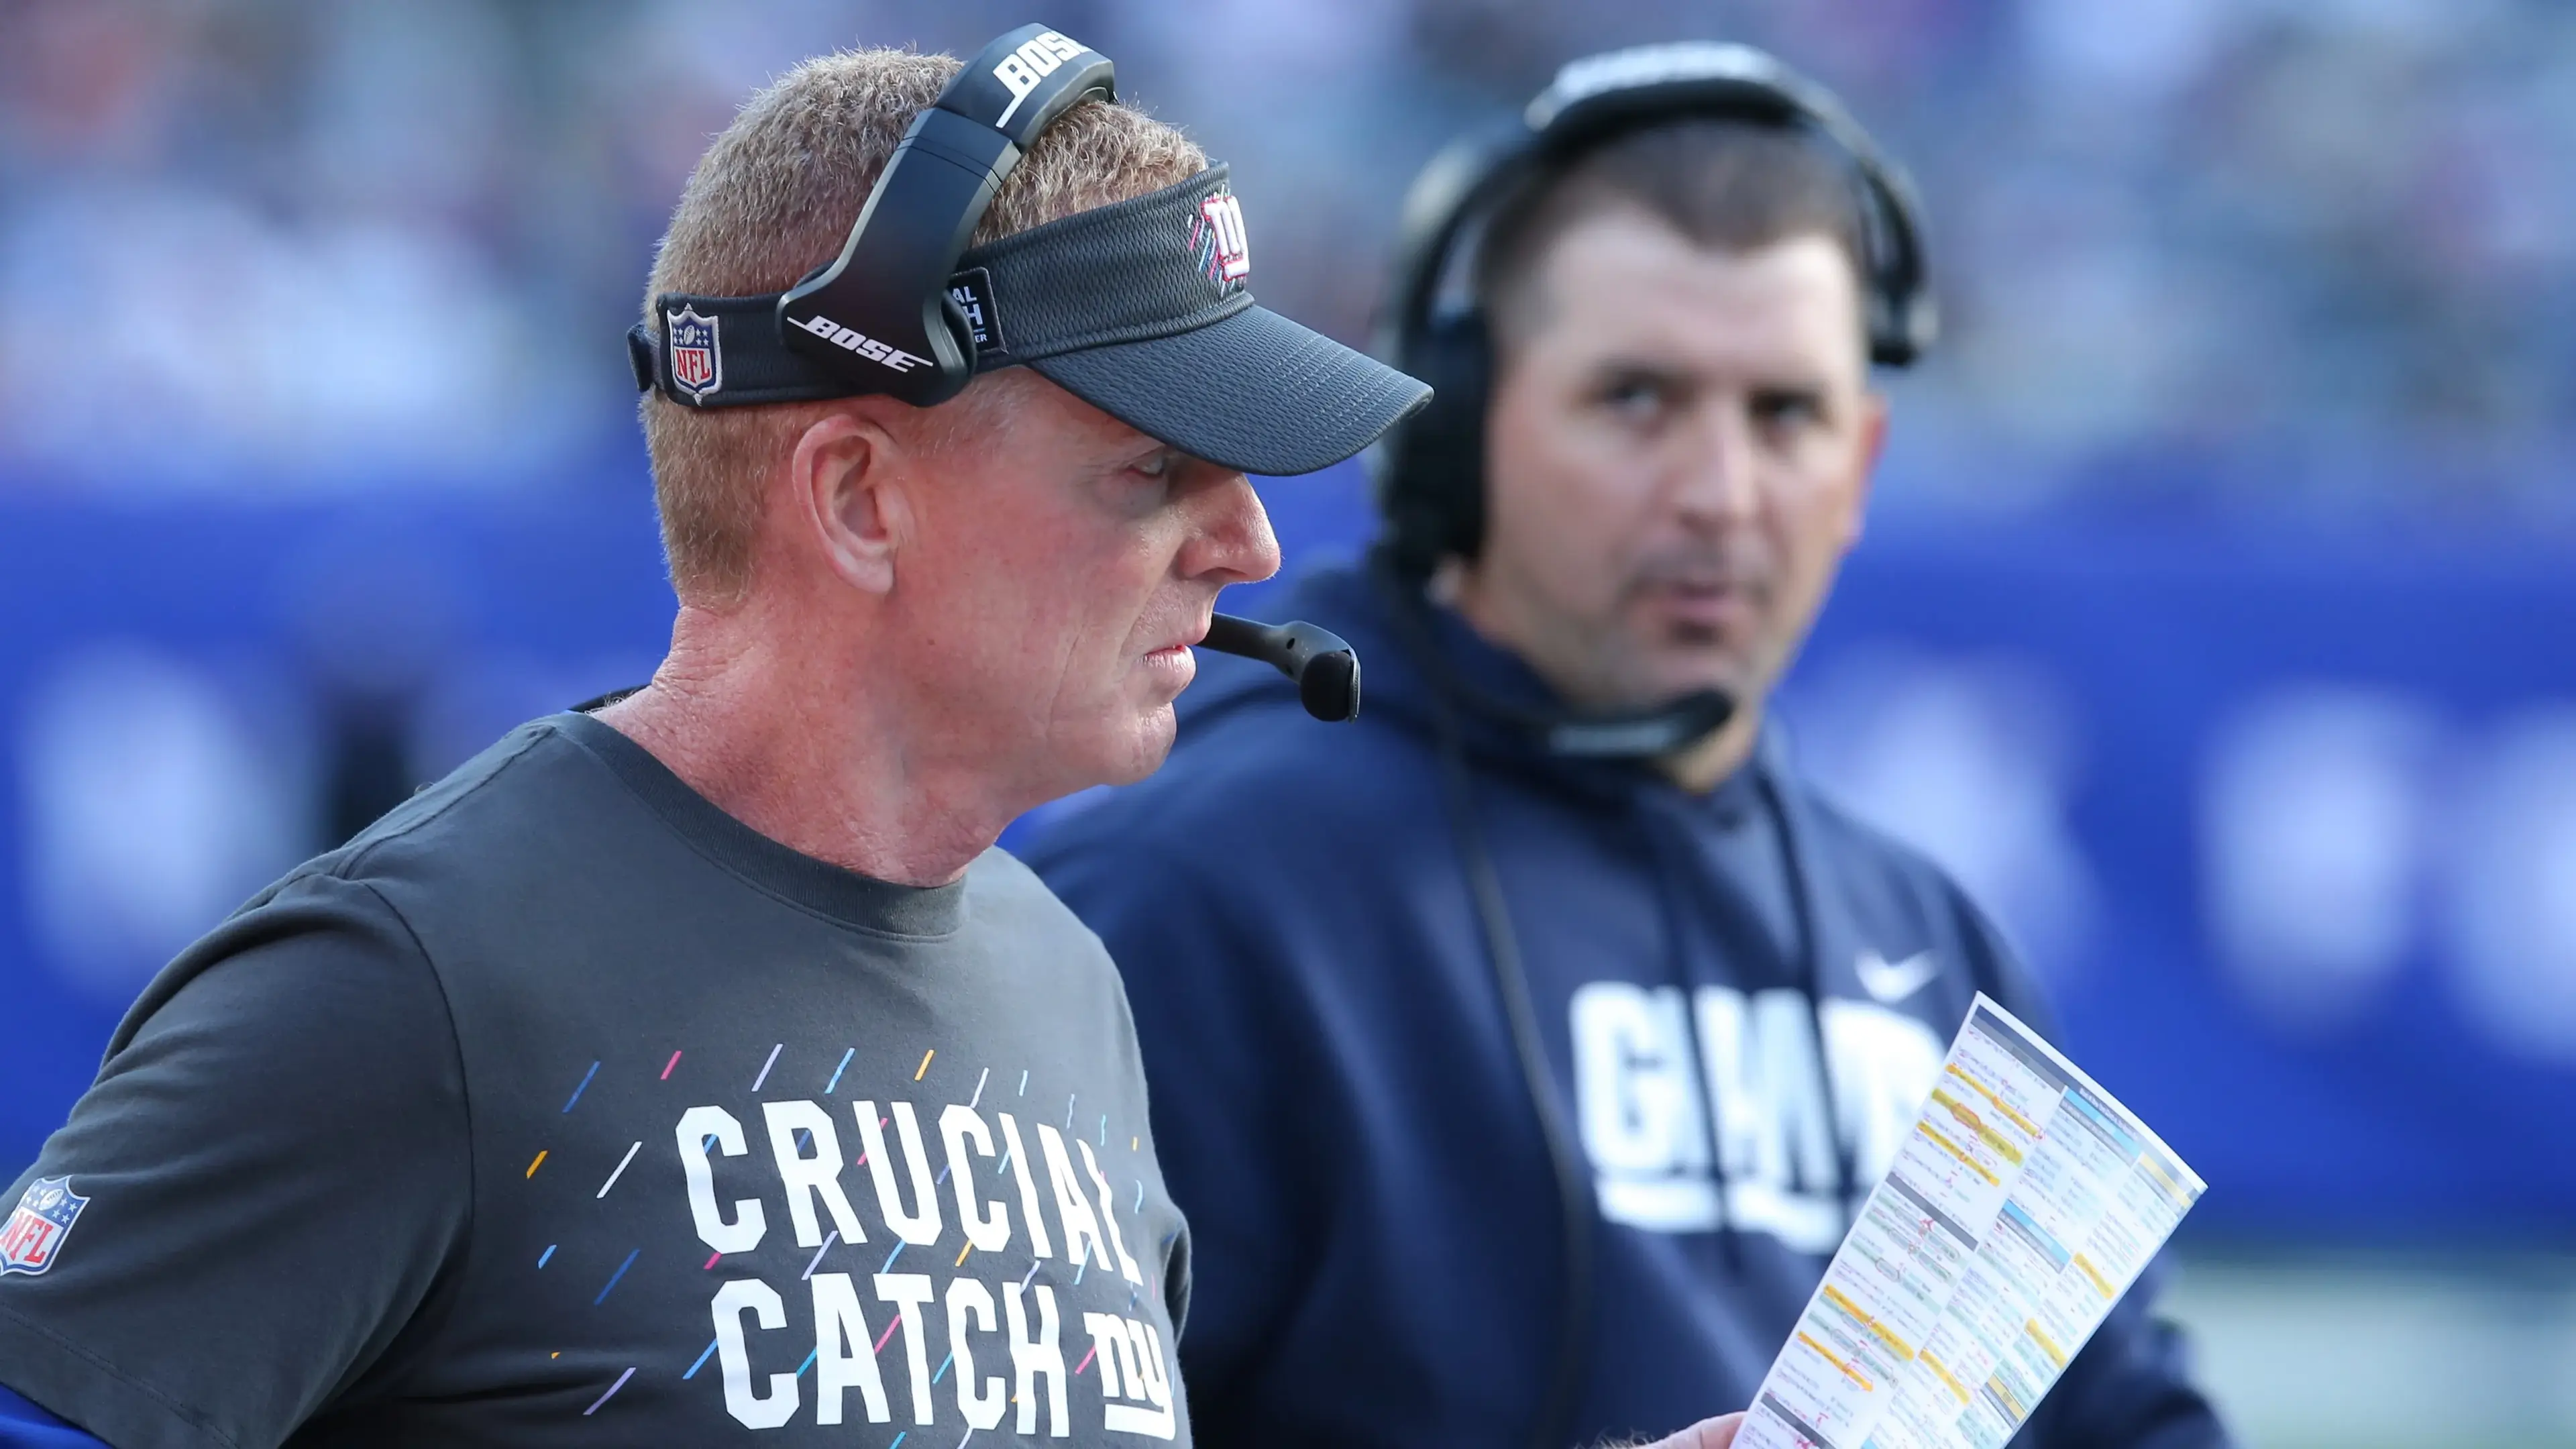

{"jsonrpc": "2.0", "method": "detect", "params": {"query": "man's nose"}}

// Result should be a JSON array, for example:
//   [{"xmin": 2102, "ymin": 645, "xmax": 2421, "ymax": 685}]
[
  {"xmin": 1185, "ymin": 472, "xmax": 1282, "ymax": 586},
  {"xmin": 1669, "ymin": 400, "xmax": 1762, "ymax": 527}
]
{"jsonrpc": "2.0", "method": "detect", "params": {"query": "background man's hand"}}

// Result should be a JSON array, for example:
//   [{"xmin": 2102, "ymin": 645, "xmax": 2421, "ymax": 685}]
[{"xmin": 1638, "ymin": 1411, "xmax": 1745, "ymax": 1448}]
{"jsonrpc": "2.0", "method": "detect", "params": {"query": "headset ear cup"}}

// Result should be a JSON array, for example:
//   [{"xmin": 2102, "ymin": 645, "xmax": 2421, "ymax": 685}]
[{"xmin": 1375, "ymin": 313, "xmax": 1493, "ymax": 577}]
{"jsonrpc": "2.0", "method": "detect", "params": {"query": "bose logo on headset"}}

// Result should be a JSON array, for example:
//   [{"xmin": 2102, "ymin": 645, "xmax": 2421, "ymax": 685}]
[
  {"xmin": 790, "ymin": 313, "xmax": 933, "ymax": 373},
  {"xmin": 993, "ymin": 30, "xmax": 1091, "ymax": 125}
]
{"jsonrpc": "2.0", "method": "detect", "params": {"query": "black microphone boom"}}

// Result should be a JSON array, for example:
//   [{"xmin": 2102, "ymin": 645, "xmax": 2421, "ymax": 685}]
[{"xmin": 1199, "ymin": 614, "xmax": 1362, "ymax": 722}]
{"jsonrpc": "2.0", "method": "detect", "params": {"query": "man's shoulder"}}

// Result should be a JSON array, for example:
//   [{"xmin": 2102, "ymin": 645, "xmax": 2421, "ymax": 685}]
[
  {"xmin": 1788, "ymin": 775, "xmax": 1964, "ymax": 899},
  {"xmin": 1780, "ymin": 767, "xmax": 2033, "ymax": 994},
  {"xmin": 322, "ymin": 715, "xmax": 608, "ymax": 881},
  {"xmin": 104, "ymin": 854, "xmax": 462, "ymax": 1077},
  {"xmin": 110, "ymin": 718, "xmax": 618, "ymax": 1046}
]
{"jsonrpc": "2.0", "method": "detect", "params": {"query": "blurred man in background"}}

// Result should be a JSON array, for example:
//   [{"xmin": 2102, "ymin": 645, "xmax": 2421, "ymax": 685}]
[{"xmin": 1031, "ymin": 43, "xmax": 2231, "ymax": 1449}]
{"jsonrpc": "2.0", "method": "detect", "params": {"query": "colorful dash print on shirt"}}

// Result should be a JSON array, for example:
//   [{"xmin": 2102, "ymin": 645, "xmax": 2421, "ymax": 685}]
[
  {"xmin": 583, "ymin": 1366, "xmax": 635, "ymax": 1415},
  {"xmin": 801, "ymin": 1231, "xmax": 838, "ymax": 1281},
  {"xmin": 592, "ymin": 1248, "xmax": 639, "ymax": 1305},
  {"xmin": 595, "ymin": 1141, "xmax": 641, "ymax": 1199},
  {"xmin": 561, "ymin": 1061, "xmax": 599, "ymax": 1114}
]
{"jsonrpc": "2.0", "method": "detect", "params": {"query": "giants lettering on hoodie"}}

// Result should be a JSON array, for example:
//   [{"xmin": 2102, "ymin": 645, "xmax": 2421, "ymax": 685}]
[{"xmin": 1570, "ymin": 985, "xmax": 1945, "ymax": 1253}]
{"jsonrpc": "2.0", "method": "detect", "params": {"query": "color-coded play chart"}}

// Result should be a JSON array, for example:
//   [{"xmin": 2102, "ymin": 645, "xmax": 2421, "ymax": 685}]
[{"xmin": 1738, "ymin": 995, "xmax": 2205, "ymax": 1449}]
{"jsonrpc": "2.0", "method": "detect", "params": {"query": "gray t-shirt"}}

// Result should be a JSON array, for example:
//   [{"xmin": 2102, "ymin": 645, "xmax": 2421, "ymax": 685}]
[{"xmin": 0, "ymin": 713, "xmax": 1192, "ymax": 1448}]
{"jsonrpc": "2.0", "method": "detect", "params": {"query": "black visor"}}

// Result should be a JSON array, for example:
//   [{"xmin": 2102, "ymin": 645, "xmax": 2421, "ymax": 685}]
[{"xmin": 634, "ymin": 166, "xmax": 1430, "ymax": 477}]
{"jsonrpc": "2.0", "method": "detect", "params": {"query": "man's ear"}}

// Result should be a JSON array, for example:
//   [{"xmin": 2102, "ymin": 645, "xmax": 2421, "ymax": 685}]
[{"xmin": 790, "ymin": 407, "xmax": 912, "ymax": 596}]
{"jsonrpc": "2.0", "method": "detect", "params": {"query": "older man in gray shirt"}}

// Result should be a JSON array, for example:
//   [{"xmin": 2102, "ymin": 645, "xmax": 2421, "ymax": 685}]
[{"xmin": 0, "ymin": 30, "xmax": 1489, "ymax": 1448}]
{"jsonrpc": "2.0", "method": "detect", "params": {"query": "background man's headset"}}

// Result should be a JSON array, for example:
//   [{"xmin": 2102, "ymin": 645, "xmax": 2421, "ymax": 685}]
[
  {"xmin": 1357, "ymin": 42, "xmax": 1936, "ymax": 1449},
  {"xmin": 625, "ymin": 23, "xmax": 1361, "ymax": 722}
]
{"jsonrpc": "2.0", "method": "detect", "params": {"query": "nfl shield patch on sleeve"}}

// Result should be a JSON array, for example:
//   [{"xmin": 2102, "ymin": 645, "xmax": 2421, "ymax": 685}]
[{"xmin": 0, "ymin": 1177, "xmax": 89, "ymax": 1275}]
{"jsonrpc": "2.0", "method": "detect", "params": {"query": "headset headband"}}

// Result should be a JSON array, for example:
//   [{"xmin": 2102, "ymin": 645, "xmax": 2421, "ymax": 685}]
[
  {"xmin": 626, "ymin": 24, "xmax": 1432, "ymax": 477},
  {"xmin": 1371, "ymin": 41, "xmax": 1935, "ymax": 582},
  {"xmin": 629, "ymin": 25, "xmax": 1114, "ymax": 412},
  {"xmin": 777, "ymin": 26, "xmax": 1112, "ymax": 405},
  {"xmin": 1387, "ymin": 40, "xmax": 1935, "ymax": 372}
]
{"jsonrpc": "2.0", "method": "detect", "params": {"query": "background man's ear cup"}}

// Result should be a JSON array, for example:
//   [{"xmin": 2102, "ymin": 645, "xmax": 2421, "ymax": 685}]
[{"xmin": 1373, "ymin": 312, "xmax": 1493, "ymax": 579}]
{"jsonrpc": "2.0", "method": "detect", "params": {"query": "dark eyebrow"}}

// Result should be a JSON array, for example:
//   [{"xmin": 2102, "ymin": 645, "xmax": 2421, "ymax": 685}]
[
  {"xmin": 1587, "ymin": 358, "xmax": 1697, "ymax": 393},
  {"xmin": 1751, "ymin": 380, "xmax": 1831, "ymax": 409}
]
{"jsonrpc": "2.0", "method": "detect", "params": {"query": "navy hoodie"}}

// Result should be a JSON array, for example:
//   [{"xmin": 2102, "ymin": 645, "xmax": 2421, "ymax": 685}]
[{"xmin": 1026, "ymin": 564, "xmax": 2227, "ymax": 1449}]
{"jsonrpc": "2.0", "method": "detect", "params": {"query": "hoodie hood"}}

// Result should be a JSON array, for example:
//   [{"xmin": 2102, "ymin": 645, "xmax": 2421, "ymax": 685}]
[
  {"xmin": 1187, "ymin": 560, "xmax": 1768, "ymax": 818},
  {"xmin": 1032, "ymin": 567, "xmax": 2218, "ymax": 1449}
]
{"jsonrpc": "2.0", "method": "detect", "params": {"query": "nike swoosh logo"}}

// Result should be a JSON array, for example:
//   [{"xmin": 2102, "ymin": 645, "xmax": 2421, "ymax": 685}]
[{"xmin": 1856, "ymin": 949, "xmax": 1939, "ymax": 1004}]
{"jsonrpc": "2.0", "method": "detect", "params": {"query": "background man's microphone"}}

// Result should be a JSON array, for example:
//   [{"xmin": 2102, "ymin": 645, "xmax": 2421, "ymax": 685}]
[{"xmin": 1199, "ymin": 614, "xmax": 1361, "ymax": 722}]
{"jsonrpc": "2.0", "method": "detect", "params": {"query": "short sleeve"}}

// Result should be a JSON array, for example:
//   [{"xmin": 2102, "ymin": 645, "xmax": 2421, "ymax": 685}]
[
  {"xmin": 0, "ymin": 871, "xmax": 472, "ymax": 1449},
  {"xmin": 0, "ymin": 1383, "xmax": 109, "ymax": 1447}
]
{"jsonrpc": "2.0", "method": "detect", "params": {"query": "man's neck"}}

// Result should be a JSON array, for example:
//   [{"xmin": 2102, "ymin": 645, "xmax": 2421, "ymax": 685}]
[
  {"xmin": 1442, "ymin": 561, "xmax": 1764, "ymax": 795},
  {"xmin": 1657, "ymin": 704, "xmax": 1761, "ymax": 794},
  {"xmin": 594, "ymin": 603, "xmax": 1010, "ymax": 888}
]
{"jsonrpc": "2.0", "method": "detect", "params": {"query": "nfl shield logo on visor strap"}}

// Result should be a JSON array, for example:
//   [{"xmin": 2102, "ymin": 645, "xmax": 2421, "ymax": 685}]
[
  {"xmin": 1195, "ymin": 191, "xmax": 1250, "ymax": 286},
  {"xmin": 0, "ymin": 1176, "xmax": 89, "ymax": 1276},
  {"xmin": 667, "ymin": 304, "xmax": 721, "ymax": 401}
]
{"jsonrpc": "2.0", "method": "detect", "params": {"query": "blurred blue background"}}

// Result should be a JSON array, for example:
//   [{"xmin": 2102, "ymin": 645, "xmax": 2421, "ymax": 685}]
[{"xmin": 4, "ymin": 1, "xmax": 2573, "ymax": 1442}]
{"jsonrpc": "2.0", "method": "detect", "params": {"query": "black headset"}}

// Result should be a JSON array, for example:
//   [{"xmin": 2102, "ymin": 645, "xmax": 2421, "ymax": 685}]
[
  {"xmin": 630, "ymin": 23, "xmax": 1362, "ymax": 720},
  {"xmin": 1372, "ymin": 40, "xmax": 1936, "ymax": 580},
  {"xmin": 627, "ymin": 24, "xmax": 1115, "ymax": 410},
  {"xmin": 781, "ymin": 25, "xmax": 1112, "ymax": 407}
]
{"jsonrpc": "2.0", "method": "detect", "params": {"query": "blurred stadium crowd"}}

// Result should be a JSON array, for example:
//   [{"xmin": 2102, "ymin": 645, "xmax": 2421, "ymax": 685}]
[{"xmin": 2, "ymin": 0, "xmax": 2573, "ymax": 515}]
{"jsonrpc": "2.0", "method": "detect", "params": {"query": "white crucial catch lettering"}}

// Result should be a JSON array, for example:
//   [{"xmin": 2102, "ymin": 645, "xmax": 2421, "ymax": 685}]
[
  {"xmin": 991, "ymin": 31, "xmax": 1090, "ymax": 125},
  {"xmin": 1570, "ymin": 983, "xmax": 1944, "ymax": 1253},
  {"xmin": 682, "ymin": 1095, "xmax": 1149, "ymax": 1434},
  {"xmin": 793, "ymin": 314, "xmax": 931, "ymax": 373}
]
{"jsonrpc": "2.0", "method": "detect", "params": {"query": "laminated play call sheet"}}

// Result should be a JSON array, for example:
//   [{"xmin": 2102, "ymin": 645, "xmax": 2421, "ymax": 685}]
[{"xmin": 1736, "ymin": 994, "xmax": 2206, "ymax": 1449}]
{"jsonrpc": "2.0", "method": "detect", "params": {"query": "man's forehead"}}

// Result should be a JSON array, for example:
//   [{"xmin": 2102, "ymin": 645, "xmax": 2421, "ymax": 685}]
[
  {"xmin": 951, "ymin": 365, "xmax": 1169, "ymax": 459},
  {"xmin": 1523, "ymin": 213, "xmax": 1868, "ymax": 373}
]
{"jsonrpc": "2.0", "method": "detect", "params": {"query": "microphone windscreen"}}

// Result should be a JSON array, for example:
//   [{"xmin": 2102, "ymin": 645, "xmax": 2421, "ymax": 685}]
[{"xmin": 1300, "ymin": 650, "xmax": 1360, "ymax": 722}]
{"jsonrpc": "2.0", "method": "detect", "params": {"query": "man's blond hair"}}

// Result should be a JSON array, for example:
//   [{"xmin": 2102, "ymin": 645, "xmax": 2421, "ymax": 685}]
[{"xmin": 643, "ymin": 50, "xmax": 1206, "ymax": 606}]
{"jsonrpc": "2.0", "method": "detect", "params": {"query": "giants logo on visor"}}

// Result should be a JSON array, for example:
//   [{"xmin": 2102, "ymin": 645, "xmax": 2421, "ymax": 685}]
[
  {"xmin": 1195, "ymin": 193, "xmax": 1251, "ymax": 286},
  {"xmin": 667, "ymin": 305, "xmax": 720, "ymax": 400}
]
